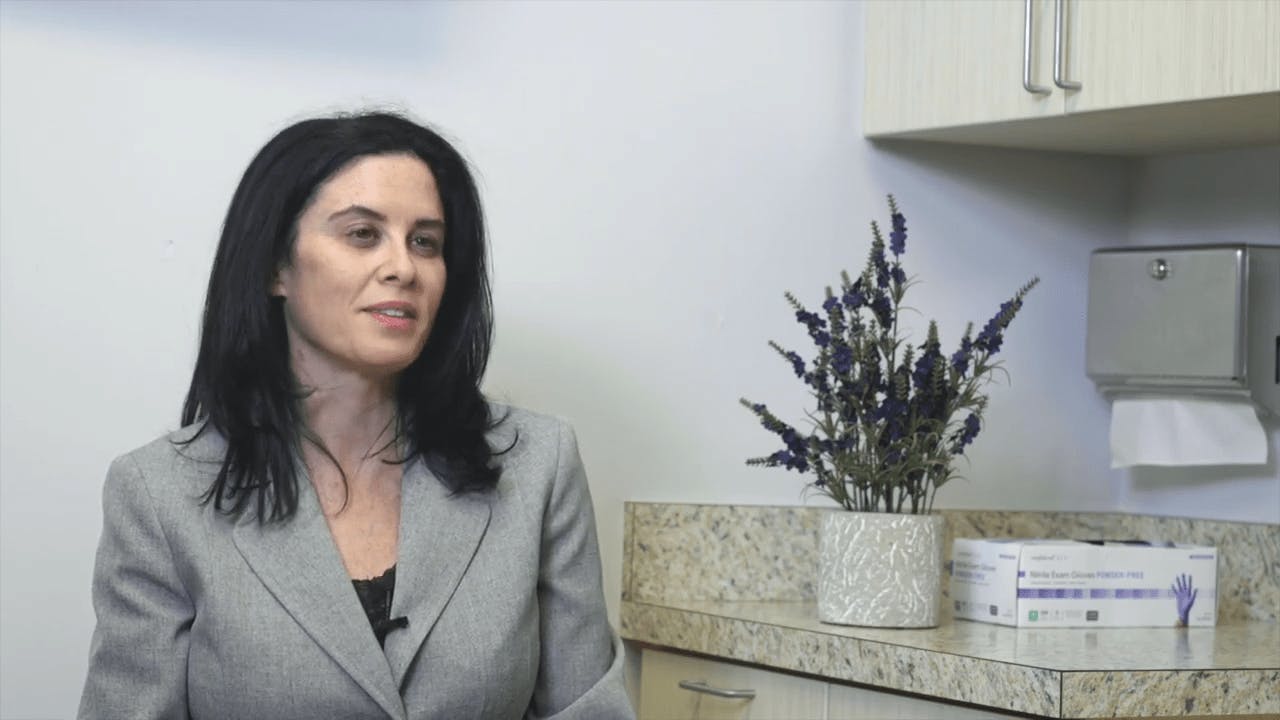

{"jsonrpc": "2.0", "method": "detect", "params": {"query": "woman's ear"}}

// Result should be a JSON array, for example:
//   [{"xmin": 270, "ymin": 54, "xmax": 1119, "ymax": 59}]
[{"xmin": 270, "ymin": 266, "xmax": 290, "ymax": 298}]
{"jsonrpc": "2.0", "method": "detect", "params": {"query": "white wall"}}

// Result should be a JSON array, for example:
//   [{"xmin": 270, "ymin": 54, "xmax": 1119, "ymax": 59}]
[
  {"xmin": 1115, "ymin": 146, "xmax": 1280, "ymax": 522},
  {"xmin": 0, "ymin": 1, "xmax": 1266, "ymax": 717}
]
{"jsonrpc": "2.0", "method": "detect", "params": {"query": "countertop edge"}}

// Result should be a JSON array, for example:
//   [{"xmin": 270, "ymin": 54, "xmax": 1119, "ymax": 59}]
[{"xmin": 621, "ymin": 600, "xmax": 1280, "ymax": 718}]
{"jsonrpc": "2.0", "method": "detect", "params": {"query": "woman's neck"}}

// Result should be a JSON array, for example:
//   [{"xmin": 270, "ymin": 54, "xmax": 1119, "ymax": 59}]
[{"xmin": 295, "ymin": 369, "xmax": 400, "ymax": 475}]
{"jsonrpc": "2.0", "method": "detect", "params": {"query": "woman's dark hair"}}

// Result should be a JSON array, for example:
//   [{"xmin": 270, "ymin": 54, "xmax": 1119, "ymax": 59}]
[{"xmin": 180, "ymin": 110, "xmax": 504, "ymax": 522}]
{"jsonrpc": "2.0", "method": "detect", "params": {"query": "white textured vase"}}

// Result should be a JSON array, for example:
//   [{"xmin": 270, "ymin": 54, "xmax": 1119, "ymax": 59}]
[{"xmin": 817, "ymin": 511, "xmax": 945, "ymax": 628}]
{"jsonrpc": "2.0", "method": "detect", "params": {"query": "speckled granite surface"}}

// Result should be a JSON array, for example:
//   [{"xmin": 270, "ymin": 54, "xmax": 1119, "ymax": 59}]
[
  {"xmin": 1061, "ymin": 669, "xmax": 1280, "ymax": 718},
  {"xmin": 621, "ymin": 503, "xmax": 1280, "ymax": 718},
  {"xmin": 624, "ymin": 503, "xmax": 821, "ymax": 603}
]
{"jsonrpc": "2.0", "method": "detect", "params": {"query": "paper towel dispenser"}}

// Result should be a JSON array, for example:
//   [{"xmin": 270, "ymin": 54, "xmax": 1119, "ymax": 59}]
[{"xmin": 1086, "ymin": 244, "xmax": 1280, "ymax": 416}]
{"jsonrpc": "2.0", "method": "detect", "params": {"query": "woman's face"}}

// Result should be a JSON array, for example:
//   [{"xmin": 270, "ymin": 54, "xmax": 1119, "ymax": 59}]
[{"xmin": 272, "ymin": 152, "xmax": 447, "ymax": 382}]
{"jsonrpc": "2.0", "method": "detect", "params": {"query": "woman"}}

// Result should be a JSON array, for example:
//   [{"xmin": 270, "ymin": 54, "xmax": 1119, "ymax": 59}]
[{"xmin": 79, "ymin": 112, "xmax": 633, "ymax": 720}]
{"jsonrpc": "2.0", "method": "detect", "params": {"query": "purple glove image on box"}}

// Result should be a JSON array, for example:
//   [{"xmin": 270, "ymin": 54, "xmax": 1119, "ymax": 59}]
[{"xmin": 1172, "ymin": 573, "xmax": 1197, "ymax": 627}]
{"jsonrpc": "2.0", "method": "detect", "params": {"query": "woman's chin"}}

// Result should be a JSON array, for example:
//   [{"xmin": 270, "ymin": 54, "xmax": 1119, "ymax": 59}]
[{"xmin": 349, "ymin": 352, "xmax": 419, "ymax": 380}]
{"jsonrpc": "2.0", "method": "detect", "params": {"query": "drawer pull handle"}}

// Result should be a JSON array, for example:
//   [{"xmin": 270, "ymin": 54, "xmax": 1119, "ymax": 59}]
[
  {"xmin": 677, "ymin": 680, "xmax": 757, "ymax": 700},
  {"xmin": 1023, "ymin": 0, "xmax": 1051, "ymax": 95},
  {"xmin": 1053, "ymin": 0, "xmax": 1082, "ymax": 90}
]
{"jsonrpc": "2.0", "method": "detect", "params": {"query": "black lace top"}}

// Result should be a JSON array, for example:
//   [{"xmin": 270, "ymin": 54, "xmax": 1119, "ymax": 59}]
[{"xmin": 351, "ymin": 565, "xmax": 408, "ymax": 647}]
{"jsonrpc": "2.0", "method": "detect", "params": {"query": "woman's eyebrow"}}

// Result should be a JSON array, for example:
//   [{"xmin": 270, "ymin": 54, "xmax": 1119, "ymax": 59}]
[
  {"xmin": 327, "ymin": 204, "xmax": 445, "ymax": 229},
  {"xmin": 327, "ymin": 204, "xmax": 385, "ymax": 223}
]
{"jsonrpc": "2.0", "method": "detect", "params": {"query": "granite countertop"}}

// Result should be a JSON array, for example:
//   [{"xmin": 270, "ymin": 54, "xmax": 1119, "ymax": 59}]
[{"xmin": 620, "ymin": 503, "xmax": 1280, "ymax": 718}]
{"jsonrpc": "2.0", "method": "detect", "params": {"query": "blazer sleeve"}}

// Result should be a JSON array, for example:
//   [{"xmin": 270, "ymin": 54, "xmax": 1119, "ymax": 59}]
[
  {"xmin": 528, "ymin": 422, "xmax": 635, "ymax": 720},
  {"xmin": 79, "ymin": 455, "xmax": 194, "ymax": 720}
]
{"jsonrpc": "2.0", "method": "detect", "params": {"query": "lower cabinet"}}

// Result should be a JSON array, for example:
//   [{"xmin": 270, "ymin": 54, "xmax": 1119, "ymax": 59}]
[
  {"xmin": 638, "ymin": 648, "xmax": 1022, "ymax": 720},
  {"xmin": 638, "ymin": 648, "xmax": 826, "ymax": 720}
]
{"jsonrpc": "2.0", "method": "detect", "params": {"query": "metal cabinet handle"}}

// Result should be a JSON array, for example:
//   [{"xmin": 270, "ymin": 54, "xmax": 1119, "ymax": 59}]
[
  {"xmin": 1023, "ymin": 0, "xmax": 1051, "ymax": 95},
  {"xmin": 1148, "ymin": 258, "xmax": 1170, "ymax": 280},
  {"xmin": 677, "ymin": 680, "xmax": 757, "ymax": 700},
  {"xmin": 1053, "ymin": 0, "xmax": 1082, "ymax": 90}
]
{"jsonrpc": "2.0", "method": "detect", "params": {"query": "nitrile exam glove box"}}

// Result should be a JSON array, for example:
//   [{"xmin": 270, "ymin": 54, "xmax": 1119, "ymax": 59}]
[{"xmin": 950, "ymin": 539, "xmax": 1217, "ymax": 628}]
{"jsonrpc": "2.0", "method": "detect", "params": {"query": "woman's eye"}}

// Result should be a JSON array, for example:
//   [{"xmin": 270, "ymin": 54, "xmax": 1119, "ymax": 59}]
[
  {"xmin": 348, "ymin": 226, "xmax": 379, "ymax": 244},
  {"xmin": 412, "ymin": 236, "xmax": 442, "ymax": 255}
]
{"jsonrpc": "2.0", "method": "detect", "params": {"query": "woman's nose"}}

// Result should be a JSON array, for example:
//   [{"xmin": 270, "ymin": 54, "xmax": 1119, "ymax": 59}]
[{"xmin": 379, "ymin": 240, "xmax": 418, "ymax": 286}]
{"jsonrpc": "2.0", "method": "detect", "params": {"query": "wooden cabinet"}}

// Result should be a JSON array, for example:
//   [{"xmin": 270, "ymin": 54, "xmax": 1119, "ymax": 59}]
[
  {"xmin": 1067, "ymin": 0, "xmax": 1280, "ymax": 114},
  {"xmin": 637, "ymin": 648, "xmax": 1024, "ymax": 720},
  {"xmin": 863, "ymin": 0, "xmax": 1280, "ymax": 154},
  {"xmin": 637, "ymin": 648, "xmax": 826, "ymax": 720},
  {"xmin": 864, "ymin": 0, "xmax": 1061, "ymax": 134}
]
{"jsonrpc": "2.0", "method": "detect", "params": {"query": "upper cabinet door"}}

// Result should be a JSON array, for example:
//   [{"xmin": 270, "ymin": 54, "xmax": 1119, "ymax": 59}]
[
  {"xmin": 1064, "ymin": 0, "xmax": 1280, "ymax": 114},
  {"xmin": 863, "ymin": 0, "xmax": 1062, "ymax": 135}
]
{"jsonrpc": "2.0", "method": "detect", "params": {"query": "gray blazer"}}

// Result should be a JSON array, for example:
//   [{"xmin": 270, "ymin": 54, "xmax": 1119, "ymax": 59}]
[{"xmin": 79, "ymin": 405, "xmax": 634, "ymax": 720}]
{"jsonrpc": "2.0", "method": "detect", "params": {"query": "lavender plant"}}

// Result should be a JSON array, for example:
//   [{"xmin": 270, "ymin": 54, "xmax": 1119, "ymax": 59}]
[{"xmin": 741, "ymin": 196, "xmax": 1039, "ymax": 514}]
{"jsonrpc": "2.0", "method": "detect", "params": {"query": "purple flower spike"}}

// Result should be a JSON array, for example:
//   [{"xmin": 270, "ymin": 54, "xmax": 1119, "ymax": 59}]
[
  {"xmin": 785, "ymin": 351, "xmax": 806, "ymax": 378},
  {"xmin": 805, "ymin": 370, "xmax": 831, "ymax": 394},
  {"xmin": 912, "ymin": 352, "xmax": 935, "ymax": 389},
  {"xmin": 870, "ymin": 294, "xmax": 892, "ymax": 327},
  {"xmin": 951, "ymin": 336, "xmax": 973, "ymax": 374},
  {"xmin": 832, "ymin": 344, "xmax": 854, "ymax": 374},
  {"xmin": 951, "ymin": 413, "xmax": 981, "ymax": 454},
  {"xmin": 889, "ymin": 212, "xmax": 907, "ymax": 256},
  {"xmin": 795, "ymin": 309, "xmax": 827, "ymax": 332},
  {"xmin": 975, "ymin": 317, "xmax": 1004, "ymax": 354}
]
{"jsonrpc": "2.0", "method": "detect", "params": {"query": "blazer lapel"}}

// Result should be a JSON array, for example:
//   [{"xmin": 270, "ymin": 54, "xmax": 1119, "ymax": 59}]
[
  {"xmin": 232, "ymin": 466, "xmax": 407, "ymax": 720},
  {"xmin": 385, "ymin": 457, "xmax": 492, "ymax": 689}
]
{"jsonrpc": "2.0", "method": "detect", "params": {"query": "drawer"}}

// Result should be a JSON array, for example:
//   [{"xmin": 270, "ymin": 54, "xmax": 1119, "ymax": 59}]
[{"xmin": 638, "ymin": 648, "xmax": 827, "ymax": 720}]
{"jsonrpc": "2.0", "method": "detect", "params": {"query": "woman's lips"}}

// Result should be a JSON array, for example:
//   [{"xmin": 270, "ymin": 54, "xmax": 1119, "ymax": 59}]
[{"xmin": 368, "ymin": 310, "xmax": 415, "ymax": 331}]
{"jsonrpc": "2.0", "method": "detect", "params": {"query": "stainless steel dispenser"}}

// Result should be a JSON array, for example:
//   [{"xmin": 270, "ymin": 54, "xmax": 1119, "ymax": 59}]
[{"xmin": 1086, "ymin": 244, "xmax": 1280, "ymax": 416}]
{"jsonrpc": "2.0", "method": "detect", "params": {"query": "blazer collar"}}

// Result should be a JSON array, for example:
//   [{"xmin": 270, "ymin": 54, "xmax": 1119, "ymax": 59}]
[
  {"xmin": 385, "ymin": 456, "xmax": 492, "ymax": 690},
  {"xmin": 231, "ymin": 451, "xmax": 492, "ymax": 717}
]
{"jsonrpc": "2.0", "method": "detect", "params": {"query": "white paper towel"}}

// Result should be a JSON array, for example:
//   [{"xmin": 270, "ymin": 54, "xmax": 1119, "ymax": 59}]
[{"xmin": 1110, "ymin": 395, "xmax": 1269, "ymax": 468}]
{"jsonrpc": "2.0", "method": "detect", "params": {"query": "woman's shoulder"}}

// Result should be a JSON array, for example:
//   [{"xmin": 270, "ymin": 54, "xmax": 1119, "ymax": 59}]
[
  {"xmin": 484, "ymin": 401, "xmax": 583, "ymax": 486},
  {"xmin": 486, "ymin": 401, "xmax": 571, "ymax": 448},
  {"xmin": 123, "ymin": 421, "xmax": 226, "ymax": 466},
  {"xmin": 107, "ymin": 422, "xmax": 227, "ymax": 499}
]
